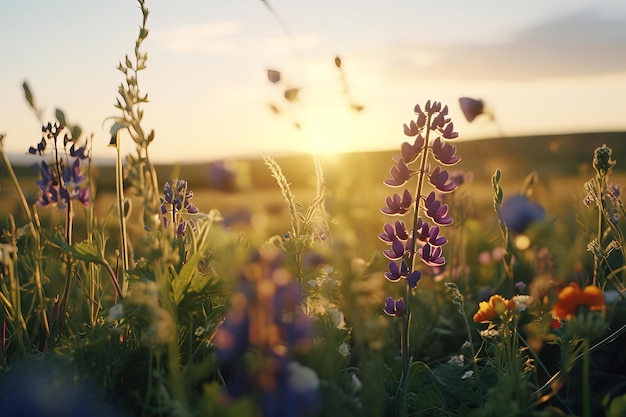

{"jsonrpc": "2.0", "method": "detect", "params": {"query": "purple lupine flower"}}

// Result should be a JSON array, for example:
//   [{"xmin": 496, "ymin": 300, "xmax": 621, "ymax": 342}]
[
  {"xmin": 431, "ymin": 137, "xmax": 460, "ymax": 165},
  {"xmin": 399, "ymin": 135, "xmax": 426, "ymax": 164},
  {"xmin": 384, "ymin": 160, "xmax": 413, "ymax": 187},
  {"xmin": 419, "ymin": 243, "xmax": 445, "ymax": 267},
  {"xmin": 383, "ymin": 297, "xmax": 406, "ymax": 317},
  {"xmin": 379, "ymin": 221, "xmax": 409, "ymax": 243},
  {"xmin": 384, "ymin": 260, "xmax": 409, "ymax": 282},
  {"xmin": 381, "ymin": 100, "xmax": 459, "ymax": 321},
  {"xmin": 459, "ymin": 97, "xmax": 485, "ymax": 123},
  {"xmin": 406, "ymin": 270, "xmax": 421, "ymax": 288},
  {"xmin": 383, "ymin": 238, "xmax": 406, "ymax": 261},
  {"xmin": 423, "ymin": 191, "xmax": 453, "ymax": 225},
  {"xmin": 439, "ymin": 121, "xmax": 459, "ymax": 140},
  {"xmin": 29, "ymin": 124, "xmax": 90, "ymax": 208},
  {"xmin": 416, "ymin": 223, "xmax": 448, "ymax": 247},
  {"xmin": 428, "ymin": 166, "xmax": 457, "ymax": 193},
  {"xmin": 160, "ymin": 179, "xmax": 201, "ymax": 236},
  {"xmin": 381, "ymin": 189, "xmax": 413, "ymax": 215}
]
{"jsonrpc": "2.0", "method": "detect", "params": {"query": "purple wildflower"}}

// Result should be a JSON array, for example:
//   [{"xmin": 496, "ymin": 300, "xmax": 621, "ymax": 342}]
[
  {"xmin": 384, "ymin": 160, "xmax": 413, "ymax": 187},
  {"xmin": 381, "ymin": 189, "xmax": 413, "ymax": 215},
  {"xmin": 381, "ymin": 100, "xmax": 459, "ymax": 322},
  {"xmin": 431, "ymin": 137, "xmax": 460, "ymax": 165},
  {"xmin": 419, "ymin": 243, "xmax": 445, "ymax": 267},
  {"xmin": 423, "ymin": 191, "xmax": 453, "ymax": 225},
  {"xmin": 385, "ymin": 260, "xmax": 409, "ymax": 282},
  {"xmin": 383, "ymin": 238, "xmax": 406, "ymax": 261},
  {"xmin": 383, "ymin": 297, "xmax": 406, "ymax": 317},
  {"xmin": 29, "ymin": 123, "xmax": 90, "ymax": 208},
  {"xmin": 160, "ymin": 179, "xmax": 200, "ymax": 236},
  {"xmin": 379, "ymin": 221, "xmax": 409, "ymax": 243},
  {"xmin": 428, "ymin": 166, "xmax": 457, "ymax": 193},
  {"xmin": 399, "ymin": 134, "xmax": 426, "ymax": 164}
]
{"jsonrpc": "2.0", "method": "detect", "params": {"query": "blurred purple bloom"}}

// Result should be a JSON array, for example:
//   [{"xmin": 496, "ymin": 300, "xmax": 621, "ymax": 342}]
[
  {"xmin": 459, "ymin": 97, "xmax": 485, "ymax": 123},
  {"xmin": 381, "ymin": 189, "xmax": 413, "ymax": 215},
  {"xmin": 423, "ymin": 191, "xmax": 453, "ymax": 225},
  {"xmin": 429, "ymin": 166, "xmax": 457, "ymax": 193},
  {"xmin": 214, "ymin": 248, "xmax": 316, "ymax": 411},
  {"xmin": 208, "ymin": 160, "xmax": 237, "ymax": 191},
  {"xmin": 384, "ymin": 297, "xmax": 406, "ymax": 317},
  {"xmin": 501, "ymin": 193, "xmax": 545, "ymax": 234},
  {"xmin": 384, "ymin": 160, "xmax": 413, "ymax": 187},
  {"xmin": 431, "ymin": 137, "xmax": 460, "ymax": 165}
]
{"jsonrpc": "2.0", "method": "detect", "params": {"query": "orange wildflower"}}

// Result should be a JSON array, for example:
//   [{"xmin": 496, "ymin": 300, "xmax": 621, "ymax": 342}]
[
  {"xmin": 473, "ymin": 294, "xmax": 516, "ymax": 323},
  {"xmin": 552, "ymin": 282, "xmax": 605, "ymax": 320}
]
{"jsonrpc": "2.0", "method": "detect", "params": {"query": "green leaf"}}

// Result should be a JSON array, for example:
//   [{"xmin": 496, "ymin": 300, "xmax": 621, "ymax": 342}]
[
  {"xmin": 22, "ymin": 81, "xmax": 36, "ymax": 109},
  {"xmin": 171, "ymin": 252, "xmax": 203, "ymax": 305},
  {"xmin": 55, "ymin": 108, "xmax": 67, "ymax": 126},
  {"xmin": 67, "ymin": 241, "xmax": 105, "ymax": 264},
  {"xmin": 407, "ymin": 361, "xmax": 447, "ymax": 410}
]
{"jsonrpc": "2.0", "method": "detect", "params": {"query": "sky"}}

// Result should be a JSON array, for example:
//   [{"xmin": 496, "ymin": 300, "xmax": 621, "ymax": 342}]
[{"xmin": 1, "ymin": 0, "xmax": 625, "ymax": 163}]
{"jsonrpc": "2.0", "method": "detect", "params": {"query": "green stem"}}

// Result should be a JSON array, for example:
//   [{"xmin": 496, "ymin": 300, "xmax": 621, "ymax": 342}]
[
  {"xmin": 114, "ymin": 132, "xmax": 130, "ymax": 296},
  {"xmin": 582, "ymin": 338, "xmax": 591, "ymax": 417}
]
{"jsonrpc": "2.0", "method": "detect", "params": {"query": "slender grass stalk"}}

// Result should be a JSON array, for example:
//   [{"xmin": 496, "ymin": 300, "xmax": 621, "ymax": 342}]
[
  {"xmin": 581, "ymin": 338, "xmax": 591, "ymax": 417},
  {"xmin": 0, "ymin": 134, "xmax": 49, "ymax": 339},
  {"xmin": 113, "ymin": 130, "xmax": 130, "ymax": 296}
]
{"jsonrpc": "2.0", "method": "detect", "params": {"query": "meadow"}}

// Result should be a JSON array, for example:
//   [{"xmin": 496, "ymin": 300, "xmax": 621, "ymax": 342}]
[{"xmin": 1, "ymin": 1, "xmax": 626, "ymax": 417}]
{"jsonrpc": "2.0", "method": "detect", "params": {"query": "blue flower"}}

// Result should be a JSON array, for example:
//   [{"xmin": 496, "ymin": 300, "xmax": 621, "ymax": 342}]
[{"xmin": 501, "ymin": 193, "xmax": 545, "ymax": 234}]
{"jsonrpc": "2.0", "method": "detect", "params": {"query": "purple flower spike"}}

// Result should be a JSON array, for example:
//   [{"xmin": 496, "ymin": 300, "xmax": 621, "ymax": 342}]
[
  {"xmin": 400, "ymin": 135, "xmax": 426, "ymax": 164},
  {"xmin": 381, "ymin": 189, "xmax": 413, "ymax": 215},
  {"xmin": 407, "ymin": 270, "xmax": 421, "ymax": 288},
  {"xmin": 384, "ymin": 160, "xmax": 413, "ymax": 187},
  {"xmin": 423, "ymin": 191, "xmax": 453, "ymax": 225},
  {"xmin": 419, "ymin": 243, "xmax": 445, "ymax": 267},
  {"xmin": 383, "ymin": 238, "xmax": 406, "ymax": 261},
  {"xmin": 384, "ymin": 297, "xmax": 406, "ymax": 317},
  {"xmin": 431, "ymin": 137, "xmax": 460, "ymax": 165},
  {"xmin": 429, "ymin": 166, "xmax": 457, "ymax": 193},
  {"xmin": 459, "ymin": 97, "xmax": 484, "ymax": 123}
]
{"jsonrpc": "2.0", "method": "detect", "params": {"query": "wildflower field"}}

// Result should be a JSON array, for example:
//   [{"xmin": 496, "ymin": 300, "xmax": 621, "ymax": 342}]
[{"xmin": 1, "ymin": 2, "xmax": 626, "ymax": 417}]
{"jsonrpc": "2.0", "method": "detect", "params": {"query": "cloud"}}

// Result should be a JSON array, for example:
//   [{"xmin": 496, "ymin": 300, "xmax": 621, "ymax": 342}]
[
  {"xmin": 383, "ymin": 8, "xmax": 626, "ymax": 81},
  {"xmin": 155, "ymin": 22, "xmax": 242, "ymax": 53}
]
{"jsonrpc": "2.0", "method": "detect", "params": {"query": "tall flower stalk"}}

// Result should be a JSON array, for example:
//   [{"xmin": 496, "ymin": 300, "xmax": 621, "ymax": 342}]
[{"xmin": 380, "ymin": 100, "xmax": 459, "ymax": 395}]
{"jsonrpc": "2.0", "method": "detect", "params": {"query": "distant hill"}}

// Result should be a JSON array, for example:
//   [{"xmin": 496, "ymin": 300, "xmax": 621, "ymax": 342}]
[{"xmin": 2, "ymin": 131, "xmax": 625, "ymax": 192}]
